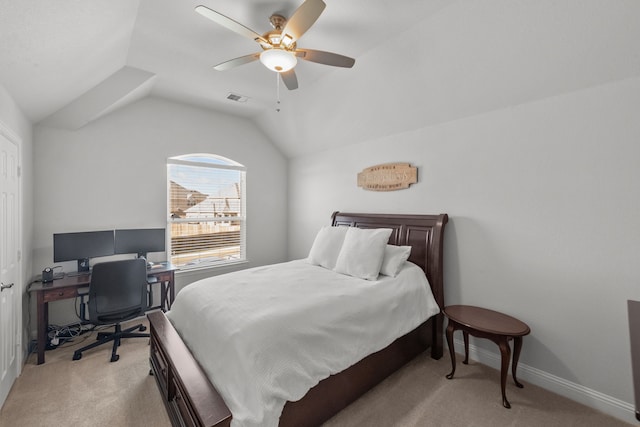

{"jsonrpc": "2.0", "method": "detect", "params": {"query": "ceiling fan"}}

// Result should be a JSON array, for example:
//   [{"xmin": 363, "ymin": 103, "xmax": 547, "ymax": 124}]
[{"xmin": 195, "ymin": 0, "xmax": 355, "ymax": 90}]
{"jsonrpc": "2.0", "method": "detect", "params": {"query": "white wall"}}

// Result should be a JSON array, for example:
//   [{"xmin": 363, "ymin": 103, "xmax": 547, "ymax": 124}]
[
  {"xmin": 33, "ymin": 96, "xmax": 288, "ymax": 326},
  {"xmin": 288, "ymin": 77, "xmax": 640, "ymax": 421}
]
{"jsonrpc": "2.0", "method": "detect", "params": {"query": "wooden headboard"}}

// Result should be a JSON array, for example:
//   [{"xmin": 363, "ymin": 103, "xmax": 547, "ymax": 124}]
[{"xmin": 331, "ymin": 212, "xmax": 449, "ymax": 311}]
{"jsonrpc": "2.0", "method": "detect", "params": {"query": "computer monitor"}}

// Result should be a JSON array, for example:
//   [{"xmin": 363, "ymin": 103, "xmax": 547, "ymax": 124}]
[
  {"xmin": 53, "ymin": 230, "xmax": 115, "ymax": 273},
  {"xmin": 114, "ymin": 228, "xmax": 166, "ymax": 261}
]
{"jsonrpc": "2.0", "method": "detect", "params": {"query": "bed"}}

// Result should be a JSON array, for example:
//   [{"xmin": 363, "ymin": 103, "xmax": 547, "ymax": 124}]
[{"xmin": 148, "ymin": 211, "xmax": 448, "ymax": 427}]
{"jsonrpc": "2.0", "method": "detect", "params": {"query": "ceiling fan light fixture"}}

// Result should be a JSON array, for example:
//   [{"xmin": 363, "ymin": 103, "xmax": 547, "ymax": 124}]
[{"xmin": 260, "ymin": 49, "xmax": 297, "ymax": 72}]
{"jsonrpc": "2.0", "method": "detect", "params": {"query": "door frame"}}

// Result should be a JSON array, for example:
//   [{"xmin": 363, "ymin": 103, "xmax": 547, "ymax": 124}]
[{"xmin": 0, "ymin": 120, "xmax": 23, "ymax": 406}]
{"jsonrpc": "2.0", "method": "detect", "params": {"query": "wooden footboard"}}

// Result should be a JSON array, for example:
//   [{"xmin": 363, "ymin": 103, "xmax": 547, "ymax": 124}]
[{"xmin": 149, "ymin": 310, "xmax": 231, "ymax": 427}]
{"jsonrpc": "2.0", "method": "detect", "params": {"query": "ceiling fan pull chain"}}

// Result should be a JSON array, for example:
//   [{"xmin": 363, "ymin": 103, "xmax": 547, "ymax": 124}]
[{"xmin": 276, "ymin": 72, "xmax": 281, "ymax": 113}]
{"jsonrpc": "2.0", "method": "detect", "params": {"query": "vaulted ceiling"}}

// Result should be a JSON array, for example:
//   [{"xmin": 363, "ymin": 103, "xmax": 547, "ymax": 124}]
[
  {"xmin": 1, "ymin": 1, "xmax": 639, "ymax": 158},
  {"xmin": 0, "ymin": 0, "xmax": 449, "ymax": 124}
]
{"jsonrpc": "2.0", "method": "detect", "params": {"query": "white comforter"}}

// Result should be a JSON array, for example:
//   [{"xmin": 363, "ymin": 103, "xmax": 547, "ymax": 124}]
[{"xmin": 166, "ymin": 259, "xmax": 440, "ymax": 427}]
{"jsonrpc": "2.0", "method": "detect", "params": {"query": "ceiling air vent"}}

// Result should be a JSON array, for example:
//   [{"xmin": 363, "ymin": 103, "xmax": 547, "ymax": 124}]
[{"xmin": 226, "ymin": 93, "xmax": 249, "ymax": 103}]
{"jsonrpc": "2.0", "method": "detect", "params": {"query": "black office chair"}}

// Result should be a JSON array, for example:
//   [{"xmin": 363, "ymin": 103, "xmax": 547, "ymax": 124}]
[{"xmin": 72, "ymin": 258, "xmax": 149, "ymax": 362}]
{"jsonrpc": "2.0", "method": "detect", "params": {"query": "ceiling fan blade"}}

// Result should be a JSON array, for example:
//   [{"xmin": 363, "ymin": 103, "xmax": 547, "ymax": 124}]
[
  {"xmin": 195, "ymin": 5, "xmax": 269, "ymax": 45},
  {"xmin": 296, "ymin": 49, "xmax": 355, "ymax": 68},
  {"xmin": 280, "ymin": 69, "xmax": 299, "ymax": 90},
  {"xmin": 281, "ymin": 0, "xmax": 326, "ymax": 44},
  {"xmin": 213, "ymin": 53, "xmax": 261, "ymax": 71}
]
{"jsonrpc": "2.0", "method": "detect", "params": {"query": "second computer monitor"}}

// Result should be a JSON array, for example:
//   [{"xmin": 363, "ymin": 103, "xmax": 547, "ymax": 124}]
[{"xmin": 114, "ymin": 228, "xmax": 166, "ymax": 260}]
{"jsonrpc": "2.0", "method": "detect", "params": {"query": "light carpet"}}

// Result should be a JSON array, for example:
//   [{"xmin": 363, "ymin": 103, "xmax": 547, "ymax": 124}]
[{"xmin": 0, "ymin": 319, "xmax": 632, "ymax": 427}]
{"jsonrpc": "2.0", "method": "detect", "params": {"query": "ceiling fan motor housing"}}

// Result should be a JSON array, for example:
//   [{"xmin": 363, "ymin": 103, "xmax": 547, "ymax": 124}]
[
  {"xmin": 269, "ymin": 14, "xmax": 287, "ymax": 29},
  {"xmin": 261, "ymin": 16, "xmax": 297, "ymax": 52}
]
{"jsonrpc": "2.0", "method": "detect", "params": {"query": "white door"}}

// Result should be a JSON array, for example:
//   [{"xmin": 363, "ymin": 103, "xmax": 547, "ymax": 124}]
[{"xmin": 0, "ymin": 128, "xmax": 21, "ymax": 407}]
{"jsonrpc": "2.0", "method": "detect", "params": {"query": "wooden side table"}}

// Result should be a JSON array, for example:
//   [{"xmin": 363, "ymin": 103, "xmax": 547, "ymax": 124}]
[{"xmin": 444, "ymin": 305, "xmax": 531, "ymax": 408}]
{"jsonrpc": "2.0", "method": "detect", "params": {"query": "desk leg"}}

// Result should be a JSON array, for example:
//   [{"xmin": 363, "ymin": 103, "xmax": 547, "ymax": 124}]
[
  {"xmin": 159, "ymin": 279, "xmax": 174, "ymax": 312},
  {"xmin": 512, "ymin": 336, "xmax": 525, "ymax": 388},
  {"xmin": 159, "ymin": 280, "xmax": 166, "ymax": 312},
  {"xmin": 36, "ymin": 294, "xmax": 47, "ymax": 365},
  {"xmin": 498, "ymin": 337, "xmax": 512, "ymax": 409},
  {"xmin": 445, "ymin": 321, "xmax": 456, "ymax": 379},
  {"xmin": 168, "ymin": 275, "xmax": 174, "ymax": 309},
  {"xmin": 160, "ymin": 272, "xmax": 175, "ymax": 311}
]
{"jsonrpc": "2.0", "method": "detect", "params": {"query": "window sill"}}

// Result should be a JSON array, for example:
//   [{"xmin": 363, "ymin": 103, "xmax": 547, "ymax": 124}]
[{"xmin": 175, "ymin": 259, "xmax": 249, "ymax": 278}]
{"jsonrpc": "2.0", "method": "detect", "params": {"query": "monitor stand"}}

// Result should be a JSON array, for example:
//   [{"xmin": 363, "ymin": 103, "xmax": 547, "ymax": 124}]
[
  {"xmin": 138, "ymin": 253, "xmax": 153, "ymax": 269},
  {"xmin": 77, "ymin": 258, "xmax": 90, "ymax": 273},
  {"xmin": 66, "ymin": 258, "xmax": 91, "ymax": 277}
]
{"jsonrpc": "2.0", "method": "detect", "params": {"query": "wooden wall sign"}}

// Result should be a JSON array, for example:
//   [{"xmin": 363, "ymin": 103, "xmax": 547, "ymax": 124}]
[{"xmin": 357, "ymin": 163, "xmax": 417, "ymax": 191}]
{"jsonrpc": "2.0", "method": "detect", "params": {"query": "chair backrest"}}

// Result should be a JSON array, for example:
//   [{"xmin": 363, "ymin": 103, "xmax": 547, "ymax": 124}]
[{"xmin": 88, "ymin": 258, "xmax": 148, "ymax": 324}]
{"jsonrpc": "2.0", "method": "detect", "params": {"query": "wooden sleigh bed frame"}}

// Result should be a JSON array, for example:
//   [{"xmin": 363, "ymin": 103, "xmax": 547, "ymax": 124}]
[{"xmin": 148, "ymin": 212, "xmax": 448, "ymax": 427}]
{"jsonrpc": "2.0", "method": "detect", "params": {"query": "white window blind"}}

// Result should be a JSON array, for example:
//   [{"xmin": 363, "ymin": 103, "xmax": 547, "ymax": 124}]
[{"xmin": 167, "ymin": 154, "xmax": 246, "ymax": 270}]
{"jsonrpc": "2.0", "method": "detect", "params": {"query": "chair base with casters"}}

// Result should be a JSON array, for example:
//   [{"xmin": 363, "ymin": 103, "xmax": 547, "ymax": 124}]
[{"xmin": 72, "ymin": 320, "xmax": 149, "ymax": 362}]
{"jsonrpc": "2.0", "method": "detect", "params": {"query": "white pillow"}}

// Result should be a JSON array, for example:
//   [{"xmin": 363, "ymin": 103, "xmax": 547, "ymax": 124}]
[
  {"xmin": 380, "ymin": 245, "xmax": 412, "ymax": 277},
  {"xmin": 307, "ymin": 226, "xmax": 349, "ymax": 269},
  {"xmin": 334, "ymin": 227, "xmax": 393, "ymax": 280}
]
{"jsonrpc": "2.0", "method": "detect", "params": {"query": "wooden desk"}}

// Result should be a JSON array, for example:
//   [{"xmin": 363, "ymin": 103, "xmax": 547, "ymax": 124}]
[
  {"xmin": 29, "ymin": 263, "xmax": 176, "ymax": 365},
  {"xmin": 444, "ymin": 305, "xmax": 530, "ymax": 409}
]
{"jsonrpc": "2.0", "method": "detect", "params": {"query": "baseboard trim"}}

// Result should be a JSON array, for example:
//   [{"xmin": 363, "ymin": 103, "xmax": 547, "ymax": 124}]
[{"xmin": 451, "ymin": 338, "xmax": 635, "ymax": 423}]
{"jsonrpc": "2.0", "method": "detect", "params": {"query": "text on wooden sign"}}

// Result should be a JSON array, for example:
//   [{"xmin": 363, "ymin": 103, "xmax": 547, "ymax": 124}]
[{"xmin": 357, "ymin": 163, "xmax": 417, "ymax": 191}]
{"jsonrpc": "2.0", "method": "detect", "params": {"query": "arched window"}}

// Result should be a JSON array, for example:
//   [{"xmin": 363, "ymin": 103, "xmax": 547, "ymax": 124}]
[{"xmin": 167, "ymin": 154, "xmax": 246, "ymax": 270}]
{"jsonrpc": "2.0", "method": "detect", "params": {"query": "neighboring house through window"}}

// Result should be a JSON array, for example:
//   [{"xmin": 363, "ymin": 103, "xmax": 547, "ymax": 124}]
[{"xmin": 167, "ymin": 154, "xmax": 246, "ymax": 270}]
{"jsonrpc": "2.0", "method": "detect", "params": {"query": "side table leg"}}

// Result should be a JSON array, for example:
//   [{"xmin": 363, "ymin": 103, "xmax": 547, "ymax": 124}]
[
  {"xmin": 445, "ymin": 321, "xmax": 456, "ymax": 379},
  {"xmin": 512, "ymin": 336, "xmax": 525, "ymax": 388},
  {"xmin": 498, "ymin": 338, "xmax": 512, "ymax": 409},
  {"xmin": 462, "ymin": 331, "xmax": 470, "ymax": 364}
]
